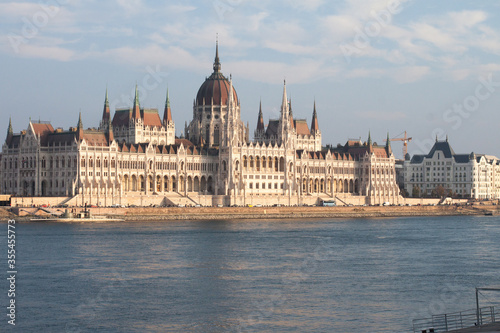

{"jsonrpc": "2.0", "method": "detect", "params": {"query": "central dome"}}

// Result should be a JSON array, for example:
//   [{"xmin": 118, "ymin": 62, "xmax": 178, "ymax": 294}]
[{"xmin": 195, "ymin": 43, "xmax": 238, "ymax": 106}]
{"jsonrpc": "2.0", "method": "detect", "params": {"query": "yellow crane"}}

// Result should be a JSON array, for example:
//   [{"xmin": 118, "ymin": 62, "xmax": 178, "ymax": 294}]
[{"xmin": 385, "ymin": 131, "xmax": 412, "ymax": 157}]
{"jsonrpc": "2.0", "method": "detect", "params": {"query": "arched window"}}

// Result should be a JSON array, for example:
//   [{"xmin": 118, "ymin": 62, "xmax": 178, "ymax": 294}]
[{"xmin": 214, "ymin": 125, "xmax": 220, "ymax": 146}]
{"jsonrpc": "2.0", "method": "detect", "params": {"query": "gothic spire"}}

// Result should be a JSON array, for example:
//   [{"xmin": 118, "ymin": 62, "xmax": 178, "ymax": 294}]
[
  {"xmin": 281, "ymin": 79, "xmax": 288, "ymax": 112},
  {"xmin": 6, "ymin": 117, "xmax": 13, "ymax": 145},
  {"xmin": 132, "ymin": 84, "xmax": 141, "ymax": 120},
  {"xmin": 77, "ymin": 112, "xmax": 84, "ymax": 141},
  {"xmin": 257, "ymin": 100, "xmax": 264, "ymax": 131},
  {"xmin": 102, "ymin": 87, "xmax": 110, "ymax": 124},
  {"xmin": 213, "ymin": 35, "xmax": 221, "ymax": 73},
  {"xmin": 386, "ymin": 132, "xmax": 392, "ymax": 155},
  {"xmin": 163, "ymin": 87, "xmax": 172, "ymax": 124},
  {"xmin": 367, "ymin": 131, "xmax": 373, "ymax": 153},
  {"xmin": 289, "ymin": 98, "xmax": 294, "ymax": 129},
  {"xmin": 310, "ymin": 100, "xmax": 319, "ymax": 132}
]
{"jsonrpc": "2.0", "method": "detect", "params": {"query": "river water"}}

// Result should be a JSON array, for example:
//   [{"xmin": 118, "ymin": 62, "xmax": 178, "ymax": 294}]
[{"xmin": 2, "ymin": 216, "xmax": 500, "ymax": 332}]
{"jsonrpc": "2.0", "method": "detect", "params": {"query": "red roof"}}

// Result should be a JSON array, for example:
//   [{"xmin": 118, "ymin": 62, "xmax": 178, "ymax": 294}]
[
  {"xmin": 294, "ymin": 119, "xmax": 310, "ymax": 136},
  {"xmin": 31, "ymin": 123, "xmax": 54, "ymax": 145},
  {"xmin": 83, "ymin": 132, "xmax": 108, "ymax": 146},
  {"xmin": 196, "ymin": 72, "xmax": 238, "ymax": 106}
]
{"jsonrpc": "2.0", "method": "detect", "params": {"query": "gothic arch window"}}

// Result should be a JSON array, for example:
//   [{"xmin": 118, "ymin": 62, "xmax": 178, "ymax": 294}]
[
  {"xmin": 205, "ymin": 124, "xmax": 210, "ymax": 144},
  {"xmin": 214, "ymin": 125, "xmax": 220, "ymax": 146}
]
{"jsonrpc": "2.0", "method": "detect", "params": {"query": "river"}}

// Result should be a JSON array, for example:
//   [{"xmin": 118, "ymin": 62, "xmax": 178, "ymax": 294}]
[{"xmin": 2, "ymin": 216, "xmax": 499, "ymax": 332}]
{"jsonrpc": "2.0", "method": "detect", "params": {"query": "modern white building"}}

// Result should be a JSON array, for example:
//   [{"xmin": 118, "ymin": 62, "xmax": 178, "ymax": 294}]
[{"xmin": 404, "ymin": 138, "xmax": 500, "ymax": 199}]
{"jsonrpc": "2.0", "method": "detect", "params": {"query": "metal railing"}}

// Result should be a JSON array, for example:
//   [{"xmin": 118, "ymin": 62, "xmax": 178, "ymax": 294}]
[{"xmin": 412, "ymin": 306, "xmax": 498, "ymax": 332}]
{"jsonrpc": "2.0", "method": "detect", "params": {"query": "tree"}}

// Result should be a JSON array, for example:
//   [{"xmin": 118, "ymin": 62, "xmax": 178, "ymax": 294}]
[{"xmin": 412, "ymin": 185, "xmax": 421, "ymax": 198}]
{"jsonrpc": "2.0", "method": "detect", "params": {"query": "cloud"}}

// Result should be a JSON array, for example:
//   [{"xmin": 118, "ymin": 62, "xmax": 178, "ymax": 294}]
[
  {"xmin": 287, "ymin": 0, "xmax": 325, "ymax": 11},
  {"xmin": 392, "ymin": 66, "xmax": 430, "ymax": 83},
  {"xmin": 116, "ymin": 0, "xmax": 143, "ymax": 16},
  {"xmin": 17, "ymin": 44, "xmax": 76, "ymax": 61}
]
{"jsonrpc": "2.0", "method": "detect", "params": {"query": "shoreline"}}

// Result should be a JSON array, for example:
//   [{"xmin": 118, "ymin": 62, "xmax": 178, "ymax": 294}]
[{"xmin": 4, "ymin": 204, "xmax": 499, "ymax": 222}]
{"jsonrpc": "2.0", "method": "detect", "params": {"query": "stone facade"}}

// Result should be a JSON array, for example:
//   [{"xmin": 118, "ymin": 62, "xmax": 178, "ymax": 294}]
[
  {"xmin": 404, "ymin": 139, "xmax": 500, "ymax": 199},
  {"xmin": 0, "ymin": 43, "xmax": 401, "ymax": 207}
]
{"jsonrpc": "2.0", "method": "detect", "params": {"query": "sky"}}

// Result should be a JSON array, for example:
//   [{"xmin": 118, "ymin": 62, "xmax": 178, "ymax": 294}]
[{"xmin": 1, "ymin": 0, "xmax": 500, "ymax": 159}]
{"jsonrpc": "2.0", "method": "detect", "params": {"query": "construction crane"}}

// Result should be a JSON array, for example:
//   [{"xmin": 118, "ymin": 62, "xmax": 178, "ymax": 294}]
[{"xmin": 384, "ymin": 131, "xmax": 412, "ymax": 157}]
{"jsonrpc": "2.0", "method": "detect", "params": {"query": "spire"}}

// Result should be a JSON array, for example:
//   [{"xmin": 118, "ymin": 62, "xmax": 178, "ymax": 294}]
[
  {"xmin": 310, "ymin": 100, "xmax": 319, "ymax": 132},
  {"xmin": 213, "ymin": 35, "xmax": 221, "ymax": 73},
  {"xmin": 281, "ymin": 80, "xmax": 288, "ymax": 111},
  {"xmin": 6, "ymin": 117, "xmax": 13, "ymax": 145},
  {"xmin": 385, "ymin": 132, "xmax": 392, "ymax": 155},
  {"xmin": 289, "ymin": 98, "xmax": 295, "ymax": 129},
  {"xmin": 367, "ymin": 131, "xmax": 373, "ymax": 153},
  {"xmin": 257, "ymin": 100, "xmax": 264, "ymax": 131},
  {"xmin": 102, "ymin": 87, "xmax": 110, "ymax": 124},
  {"xmin": 77, "ymin": 112, "xmax": 84, "ymax": 141},
  {"xmin": 132, "ymin": 84, "xmax": 141, "ymax": 120},
  {"xmin": 163, "ymin": 87, "xmax": 172, "ymax": 124}
]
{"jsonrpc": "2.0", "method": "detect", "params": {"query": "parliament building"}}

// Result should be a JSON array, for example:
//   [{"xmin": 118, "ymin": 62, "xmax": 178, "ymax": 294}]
[{"xmin": 0, "ymin": 43, "xmax": 401, "ymax": 207}]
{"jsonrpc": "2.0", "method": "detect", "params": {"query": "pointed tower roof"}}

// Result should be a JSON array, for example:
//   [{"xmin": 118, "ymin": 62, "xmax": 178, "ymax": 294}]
[
  {"xmin": 213, "ymin": 35, "xmax": 221, "ymax": 74},
  {"xmin": 77, "ymin": 112, "xmax": 84, "ymax": 142},
  {"xmin": 281, "ymin": 80, "xmax": 288, "ymax": 111},
  {"xmin": 132, "ymin": 84, "xmax": 141, "ymax": 120},
  {"xmin": 257, "ymin": 100, "xmax": 265, "ymax": 131},
  {"xmin": 310, "ymin": 100, "xmax": 319, "ymax": 132},
  {"xmin": 367, "ymin": 130, "xmax": 373, "ymax": 153},
  {"xmin": 6, "ymin": 117, "xmax": 13, "ymax": 145},
  {"xmin": 163, "ymin": 88, "xmax": 172, "ymax": 124},
  {"xmin": 102, "ymin": 87, "xmax": 110, "ymax": 123},
  {"xmin": 385, "ymin": 132, "xmax": 392, "ymax": 155},
  {"xmin": 289, "ymin": 98, "xmax": 295, "ymax": 129}
]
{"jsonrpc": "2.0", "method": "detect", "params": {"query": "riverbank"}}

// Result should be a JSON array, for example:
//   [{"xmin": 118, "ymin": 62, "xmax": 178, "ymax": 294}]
[{"xmin": 5, "ymin": 204, "xmax": 500, "ymax": 222}]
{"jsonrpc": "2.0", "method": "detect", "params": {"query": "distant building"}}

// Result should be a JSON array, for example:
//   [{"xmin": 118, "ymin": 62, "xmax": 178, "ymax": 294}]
[
  {"xmin": 404, "ymin": 138, "xmax": 500, "ymax": 199},
  {"xmin": 0, "ymin": 42, "xmax": 401, "ymax": 206}
]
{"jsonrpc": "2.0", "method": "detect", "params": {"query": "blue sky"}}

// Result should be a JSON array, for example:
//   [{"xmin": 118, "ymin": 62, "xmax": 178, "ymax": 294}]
[{"xmin": 1, "ymin": 0, "xmax": 500, "ymax": 158}]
